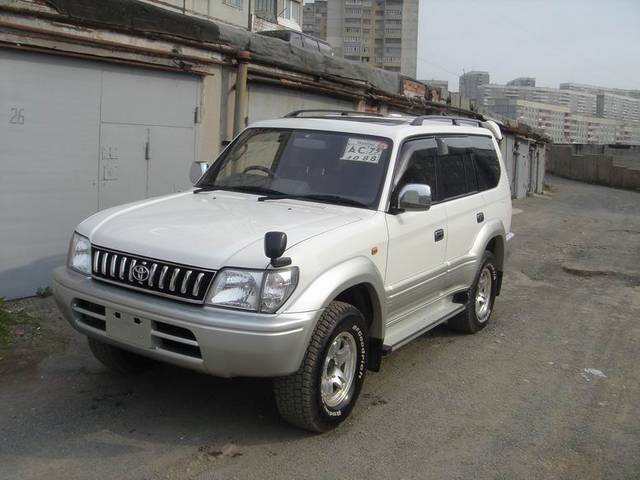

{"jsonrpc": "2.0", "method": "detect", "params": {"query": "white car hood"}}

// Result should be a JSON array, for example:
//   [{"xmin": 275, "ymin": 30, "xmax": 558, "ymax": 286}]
[{"xmin": 79, "ymin": 191, "xmax": 367, "ymax": 269}]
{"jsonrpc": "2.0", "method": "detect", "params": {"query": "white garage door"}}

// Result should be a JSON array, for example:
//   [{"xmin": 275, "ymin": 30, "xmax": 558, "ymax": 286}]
[
  {"xmin": 248, "ymin": 84, "xmax": 354, "ymax": 123},
  {"xmin": 0, "ymin": 49, "xmax": 200, "ymax": 299}
]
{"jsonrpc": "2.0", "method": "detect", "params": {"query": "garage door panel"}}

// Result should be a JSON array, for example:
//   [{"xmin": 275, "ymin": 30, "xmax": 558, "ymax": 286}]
[
  {"xmin": 248, "ymin": 84, "xmax": 353, "ymax": 123},
  {"xmin": 0, "ymin": 49, "xmax": 101, "ymax": 298},
  {"xmin": 98, "ymin": 124, "xmax": 149, "ymax": 210},
  {"xmin": 147, "ymin": 126, "xmax": 197, "ymax": 197},
  {"xmin": 101, "ymin": 66, "xmax": 199, "ymax": 128},
  {"xmin": 0, "ymin": 49, "xmax": 200, "ymax": 299}
]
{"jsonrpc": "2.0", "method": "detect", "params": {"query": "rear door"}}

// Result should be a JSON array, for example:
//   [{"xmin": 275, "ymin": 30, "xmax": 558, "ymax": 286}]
[{"xmin": 437, "ymin": 135, "xmax": 489, "ymax": 291}]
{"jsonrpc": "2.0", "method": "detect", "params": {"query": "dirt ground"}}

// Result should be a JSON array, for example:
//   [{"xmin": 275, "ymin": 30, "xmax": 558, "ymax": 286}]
[{"xmin": 1, "ymin": 175, "xmax": 639, "ymax": 480}]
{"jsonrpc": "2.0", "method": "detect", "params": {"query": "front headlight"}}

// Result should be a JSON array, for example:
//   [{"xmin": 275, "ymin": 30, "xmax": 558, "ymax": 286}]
[
  {"xmin": 68, "ymin": 232, "xmax": 92, "ymax": 275},
  {"xmin": 261, "ymin": 269, "xmax": 298, "ymax": 313},
  {"xmin": 207, "ymin": 267, "xmax": 298, "ymax": 313}
]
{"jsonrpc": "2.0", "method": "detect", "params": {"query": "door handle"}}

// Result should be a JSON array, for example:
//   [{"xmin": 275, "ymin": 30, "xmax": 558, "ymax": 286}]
[
  {"xmin": 476, "ymin": 212, "xmax": 484, "ymax": 223},
  {"xmin": 434, "ymin": 228, "xmax": 444, "ymax": 242}
]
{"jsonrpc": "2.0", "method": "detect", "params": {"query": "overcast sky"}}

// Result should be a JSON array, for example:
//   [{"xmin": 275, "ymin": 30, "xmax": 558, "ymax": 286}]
[{"xmin": 417, "ymin": 0, "xmax": 640, "ymax": 91}]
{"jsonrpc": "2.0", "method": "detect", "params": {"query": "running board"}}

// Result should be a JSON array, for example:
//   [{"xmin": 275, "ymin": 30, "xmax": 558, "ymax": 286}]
[{"xmin": 383, "ymin": 300, "xmax": 466, "ymax": 352}]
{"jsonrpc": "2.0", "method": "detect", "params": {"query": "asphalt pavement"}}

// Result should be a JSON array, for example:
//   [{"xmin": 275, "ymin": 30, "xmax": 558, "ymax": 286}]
[{"xmin": 1, "ymin": 175, "xmax": 639, "ymax": 480}]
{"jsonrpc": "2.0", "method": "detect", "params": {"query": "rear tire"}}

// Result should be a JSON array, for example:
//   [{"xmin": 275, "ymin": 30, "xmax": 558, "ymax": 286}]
[
  {"xmin": 87, "ymin": 337, "xmax": 153, "ymax": 374},
  {"xmin": 448, "ymin": 251, "xmax": 498, "ymax": 334},
  {"xmin": 274, "ymin": 301, "xmax": 368, "ymax": 432}
]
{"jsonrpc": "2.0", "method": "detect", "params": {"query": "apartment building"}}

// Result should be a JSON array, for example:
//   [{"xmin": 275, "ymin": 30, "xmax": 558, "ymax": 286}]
[
  {"xmin": 480, "ymin": 84, "xmax": 596, "ymax": 115},
  {"xmin": 487, "ymin": 98, "xmax": 568, "ymax": 142},
  {"xmin": 560, "ymin": 82, "xmax": 640, "ymax": 100},
  {"xmin": 308, "ymin": 0, "xmax": 418, "ymax": 77},
  {"xmin": 458, "ymin": 71, "xmax": 490, "ymax": 104},
  {"xmin": 486, "ymin": 97, "xmax": 640, "ymax": 145},
  {"xmin": 507, "ymin": 77, "xmax": 536, "ymax": 87},
  {"xmin": 596, "ymin": 92, "xmax": 640, "ymax": 123}
]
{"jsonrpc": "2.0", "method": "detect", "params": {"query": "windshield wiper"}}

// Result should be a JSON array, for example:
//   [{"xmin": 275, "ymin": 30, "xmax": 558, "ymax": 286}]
[
  {"xmin": 194, "ymin": 185, "xmax": 283, "ymax": 195},
  {"xmin": 258, "ymin": 193, "xmax": 368, "ymax": 209}
]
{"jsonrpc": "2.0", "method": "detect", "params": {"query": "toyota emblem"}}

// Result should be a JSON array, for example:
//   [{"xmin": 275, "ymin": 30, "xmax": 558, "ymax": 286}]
[{"xmin": 132, "ymin": 264, "xmax": 150, "ymax": 282}]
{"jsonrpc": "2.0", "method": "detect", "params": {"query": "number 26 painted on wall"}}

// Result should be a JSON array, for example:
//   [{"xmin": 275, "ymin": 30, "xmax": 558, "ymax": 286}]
[{"xmin": 9, "ymin": 107, "xmax": 25, "ymax": 125}]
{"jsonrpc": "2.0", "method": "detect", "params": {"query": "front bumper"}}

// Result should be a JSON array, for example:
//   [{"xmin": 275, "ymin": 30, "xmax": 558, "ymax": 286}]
[{"xmin": 52, "ymin": 267, "xmax": 320, "ymax": 378}]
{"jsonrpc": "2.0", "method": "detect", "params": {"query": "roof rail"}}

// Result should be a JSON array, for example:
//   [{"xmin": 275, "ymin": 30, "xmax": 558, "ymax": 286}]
[
  {"xmin": 410, "ymin": 115, "xmax": 504, "ymax": 140},
  {"xmin": 284, "ymin": 109, "xmax": 384, "ymax": 118},
  {"xmin": 410, "ymin": 115, "xmax": 482, "ymax": 127}
]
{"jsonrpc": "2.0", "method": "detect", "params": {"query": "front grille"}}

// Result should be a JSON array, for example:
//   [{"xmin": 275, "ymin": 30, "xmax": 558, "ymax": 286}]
[{"xmin": 91, "ymin": 246, "xmax": 216, "ymax": 304}]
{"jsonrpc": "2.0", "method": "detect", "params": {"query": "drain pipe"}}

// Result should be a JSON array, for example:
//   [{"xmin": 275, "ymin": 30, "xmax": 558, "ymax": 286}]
[{"xmin": 233, "ymin": 50, "xmax": 251, "ymax": 137}]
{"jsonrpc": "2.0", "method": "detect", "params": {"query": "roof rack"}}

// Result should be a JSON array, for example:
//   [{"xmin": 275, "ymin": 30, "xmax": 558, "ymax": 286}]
[
  {"xmin": 410, "ymin": 115, "xmax": 482, "ymax": 127},
  {"xmin": 284, "ymin": 109, "xmax": 384, "ymax": 118},
  {"xmin": 410, "ymin": 115, "xmax": 504, "ymax": 141}
]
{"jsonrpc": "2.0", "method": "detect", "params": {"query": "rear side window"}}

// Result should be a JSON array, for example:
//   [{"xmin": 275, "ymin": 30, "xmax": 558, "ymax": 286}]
[
  {"xmin": 437, "ymin": 135, "xmax": 500, "ymax": 200},
  {"xmin": 438, "ymin": 153, "xmax": 467, "ymax": 199},
  {"xmin": 472, "ymin": 137, "xmax": 501, "ymax": 190}
]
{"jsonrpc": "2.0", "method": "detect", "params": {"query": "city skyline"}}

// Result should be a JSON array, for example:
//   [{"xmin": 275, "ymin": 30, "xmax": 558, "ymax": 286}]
[
  {"xmin": 306, "ymin": 0, "xmax": 639, "ymax": 92},
  {"xmin": 417, "ymin": 0, "xmax": 640, "ymax": 92}
]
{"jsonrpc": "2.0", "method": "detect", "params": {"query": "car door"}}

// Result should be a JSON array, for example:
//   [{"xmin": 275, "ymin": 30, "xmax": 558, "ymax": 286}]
[
  {"xmin": 436, "ymin": 135, "xmax": 488, "ymax": 292},
  {"xmin": 385, "ymin": 138, "xmax": 448, "ymax": 322}
]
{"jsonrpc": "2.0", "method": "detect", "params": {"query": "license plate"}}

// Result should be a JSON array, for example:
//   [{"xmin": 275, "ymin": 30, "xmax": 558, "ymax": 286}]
[{"xmin": 106, "ymin": 309, "xmax": 151, "ymax": 349}]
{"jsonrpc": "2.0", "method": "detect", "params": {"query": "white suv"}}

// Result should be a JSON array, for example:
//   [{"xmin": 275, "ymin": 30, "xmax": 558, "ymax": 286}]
[{"xmin": 53, "ymin": 111, "xmax": 513, "ymax": 432}]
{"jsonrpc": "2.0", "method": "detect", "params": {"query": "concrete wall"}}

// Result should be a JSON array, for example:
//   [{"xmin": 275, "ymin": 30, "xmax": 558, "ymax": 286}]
[{"xmin": 547, "ymin": 144, "xmax": 640, "ymax": 191}]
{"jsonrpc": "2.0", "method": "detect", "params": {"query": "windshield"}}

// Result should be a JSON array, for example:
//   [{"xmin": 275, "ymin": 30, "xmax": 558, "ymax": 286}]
[{"xmin": 196, "ymin": 128, "xmax": 393, "ymax": 209}]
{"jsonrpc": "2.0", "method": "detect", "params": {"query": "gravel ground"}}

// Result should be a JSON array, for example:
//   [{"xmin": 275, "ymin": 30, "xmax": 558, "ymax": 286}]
[{"xmin": 1, "ymin": 175, "xmax": 639, "ymax": 480}]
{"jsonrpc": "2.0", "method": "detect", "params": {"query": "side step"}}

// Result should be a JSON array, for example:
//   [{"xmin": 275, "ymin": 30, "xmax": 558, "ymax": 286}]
[{"xmin": 383, "ymin": 299, "xmax": 466, "ymax": 353}]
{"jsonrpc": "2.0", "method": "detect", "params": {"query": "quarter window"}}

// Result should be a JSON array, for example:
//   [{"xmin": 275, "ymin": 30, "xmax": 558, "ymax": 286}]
[
  {"xmin": 436, "ymin": 135, "xmax": 500, "ymax": 200},
  {"xmin": 472, "ymin": 137, "xmax": 501, "ymax": 190}
]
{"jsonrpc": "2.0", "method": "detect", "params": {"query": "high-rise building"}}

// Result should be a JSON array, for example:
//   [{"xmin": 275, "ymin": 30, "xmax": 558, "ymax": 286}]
[
  {"xmin": 302, "ymin": 0, "xmax": 327, "ymax": 39},
  {"xmin": 458, "ymin": 71, "xmax": 490, "ymax": 104},
  {"xmin": 507, "ymin": 77, "xmax": 536, "ymax": 87},
  {"xmin": 304, "ymin": 0, "xmax": 419, "ymax": 77}
]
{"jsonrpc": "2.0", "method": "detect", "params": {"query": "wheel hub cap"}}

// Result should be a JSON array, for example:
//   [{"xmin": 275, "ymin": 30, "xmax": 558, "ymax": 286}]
[
  {"xmin": 475, "ymin": 266, "xmax": 493, "ymax": 323},
  {"xmin": 321, "ymin": 332, "xmax": 357, "ymax": 408}
]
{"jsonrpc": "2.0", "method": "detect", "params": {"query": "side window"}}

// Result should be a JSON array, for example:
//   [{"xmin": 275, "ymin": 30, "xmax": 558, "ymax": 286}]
[
  {"xmin": 463, "ymin": 156, "xmax": 478, "ymax": 192},
  {"xmin": 438, "ymin": 155, "xmax": 467, "ymax": 199},
  {"xmin": 472, "ymin": 136, "xmax": 501, "ymax": 190},
  {"xmin": 436, "ymin": 135, "xmax": 499, "ymax": 200},
  {"xmin": 395, "ymin": 138, "xmax": 438, "ymax": 200}
]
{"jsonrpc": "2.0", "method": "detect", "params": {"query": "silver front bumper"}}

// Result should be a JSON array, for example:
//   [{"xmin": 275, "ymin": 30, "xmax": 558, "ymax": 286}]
[{"xmin": 52, "ymin": 267, "xmax": 320, "ymax": 378}]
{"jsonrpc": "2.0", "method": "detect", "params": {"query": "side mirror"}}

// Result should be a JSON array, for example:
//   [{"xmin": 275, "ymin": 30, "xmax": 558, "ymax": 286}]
[
  {"xmin": 265, "ymin": 231, "xmax": 291, "ymax": 267},
  {"xmin": 190, "ymin": 161, "xmax": 210, "ymax": 184},
  {"xmin": 397, "ymin": 183, "xmax": 432, "ymax": 211}
]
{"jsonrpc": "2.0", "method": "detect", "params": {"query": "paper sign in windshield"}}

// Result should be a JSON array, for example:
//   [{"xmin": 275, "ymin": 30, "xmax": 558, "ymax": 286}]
[{"xmin": 340, "ymin": 138, "xmax": 387, "ymax": 164}]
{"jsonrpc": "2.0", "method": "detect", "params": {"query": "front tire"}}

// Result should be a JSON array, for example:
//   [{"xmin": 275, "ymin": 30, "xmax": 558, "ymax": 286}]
[
  {"xmin": 274, "ymin": 301, "xmax": 368, "ymax": 432},
  {"xmin": 448, "ymin": 251, "xmax": 498, "ymax": 334}
]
